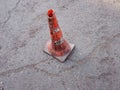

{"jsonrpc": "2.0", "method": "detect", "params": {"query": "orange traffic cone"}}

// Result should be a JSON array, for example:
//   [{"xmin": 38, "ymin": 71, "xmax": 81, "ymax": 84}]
[{"xmin": 44, "ymin": 9, "xmax": 75, "ymax": 62}]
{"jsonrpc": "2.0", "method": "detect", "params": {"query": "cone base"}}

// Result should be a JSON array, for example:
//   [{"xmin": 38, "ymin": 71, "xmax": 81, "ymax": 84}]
[{"xmin": 43, "ymin": 43, "xmax": 75, "ymax": 62}]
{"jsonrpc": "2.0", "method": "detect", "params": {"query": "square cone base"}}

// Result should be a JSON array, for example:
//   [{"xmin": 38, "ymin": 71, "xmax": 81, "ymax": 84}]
[{"xmin": 43, "ymin": 43, "xmax": 75, "ymax": 62}]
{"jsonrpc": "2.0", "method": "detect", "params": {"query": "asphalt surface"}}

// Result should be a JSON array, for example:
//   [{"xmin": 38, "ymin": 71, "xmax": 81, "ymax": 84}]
[{"xmin": 0, "ymin": 0, "xmax": 120, "ymax": 90}]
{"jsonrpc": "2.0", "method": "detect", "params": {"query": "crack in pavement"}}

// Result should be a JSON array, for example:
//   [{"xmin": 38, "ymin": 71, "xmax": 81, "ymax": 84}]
[
  {"xmin": 0, "ymin": 59, "xmax": 48, "ymax": 77},
  {"xmin": 39, "ymin": 69, "xmax": 60, "ymax": 77},
  {"xmin": 2, "ymin": 0, "xmax": 21, "ymax": 28},
  {"xmin": 0, "ymin": 60, "xmax": 77, "ymax": 78}
]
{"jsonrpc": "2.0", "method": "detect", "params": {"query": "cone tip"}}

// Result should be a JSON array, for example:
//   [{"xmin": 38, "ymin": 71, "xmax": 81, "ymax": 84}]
[{"xmin": 47, "ymin": 9, "xmax": 54, "ymax": 17}]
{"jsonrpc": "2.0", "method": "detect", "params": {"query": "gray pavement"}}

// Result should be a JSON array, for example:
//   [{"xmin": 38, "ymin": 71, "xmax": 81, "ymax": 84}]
[{"xmin": 0, "ymin": 0, "xmax": 120, "ymax": 90}]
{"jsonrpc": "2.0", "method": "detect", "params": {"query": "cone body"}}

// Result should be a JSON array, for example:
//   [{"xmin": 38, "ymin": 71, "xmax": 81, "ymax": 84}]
[{"xmin": 46, "ymin": 9, "xmax": 71, "ymax": 56}]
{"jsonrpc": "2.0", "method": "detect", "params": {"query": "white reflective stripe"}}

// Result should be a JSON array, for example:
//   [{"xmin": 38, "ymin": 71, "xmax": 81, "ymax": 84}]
[
  {"xmin": 53, "ymin": 28, "xmax": 60, "ymax": 33},
  {"xmin": 54, "ymin": 38, "xmax": 64, "ymax": 45}
]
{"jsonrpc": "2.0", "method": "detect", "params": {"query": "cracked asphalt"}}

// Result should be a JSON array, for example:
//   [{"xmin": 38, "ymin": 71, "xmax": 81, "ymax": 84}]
[{"xmin": 0, "ymin": 0, "xmax": 120, "ymax": 90}]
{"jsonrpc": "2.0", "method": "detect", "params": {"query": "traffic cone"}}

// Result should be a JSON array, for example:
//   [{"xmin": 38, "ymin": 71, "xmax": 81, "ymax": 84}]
[{"xmin": 44, "ymin": 9, "xmax": 75, "ymax": 62}]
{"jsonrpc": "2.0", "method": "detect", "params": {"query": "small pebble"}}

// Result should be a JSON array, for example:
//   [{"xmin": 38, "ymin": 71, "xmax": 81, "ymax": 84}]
[{"xmin": 0, "ymin": 82, "xmax": 4, "ymax": 90}]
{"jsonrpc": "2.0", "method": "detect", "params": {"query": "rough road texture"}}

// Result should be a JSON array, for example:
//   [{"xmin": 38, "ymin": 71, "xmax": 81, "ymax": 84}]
[{"xmin": 0, "ymin": 0, "xmax": 120, "ymax": 90}]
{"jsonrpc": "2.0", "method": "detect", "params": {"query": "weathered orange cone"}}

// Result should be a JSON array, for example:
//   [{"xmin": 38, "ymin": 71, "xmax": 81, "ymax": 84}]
[{"xmin": 44, "ymin": 9, "xmax": 75, "ymax": 62}]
